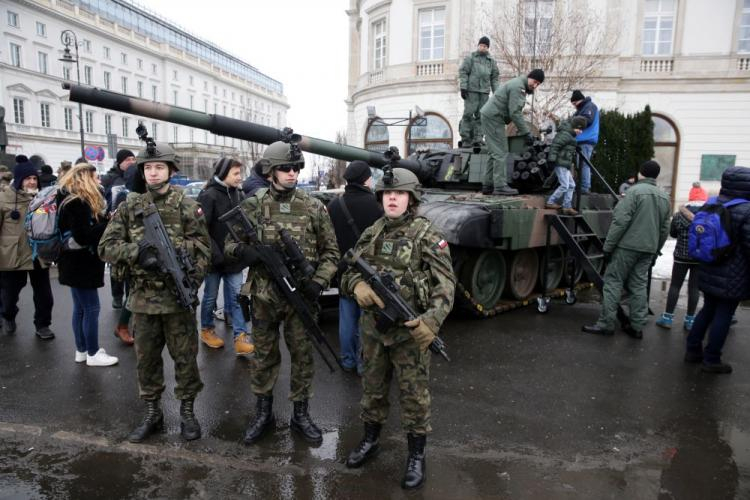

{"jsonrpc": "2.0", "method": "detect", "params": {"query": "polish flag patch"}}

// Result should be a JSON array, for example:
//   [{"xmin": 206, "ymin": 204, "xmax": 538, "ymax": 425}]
[{"xmin": 436, "ymin": 239, "xmax": 448, "ymax": 249}]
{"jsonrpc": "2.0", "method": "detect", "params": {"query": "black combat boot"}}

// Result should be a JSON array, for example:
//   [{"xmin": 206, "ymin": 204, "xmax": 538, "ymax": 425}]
[
  {"xmin": 180, "ymin": 399, "xmax": 201, "ymax": 441},
  {"xmin": 401, "ymin": 433, "xmax": 427, "ymax": 490},
  {"xmin": 290, "ymin": 399, "xmax": 323, "ymax": 443},
  {"xmin": 346, "ymin": 422, "xmax": 382, "ymax": 468},
  {"xmin": 127, "ymin": 399, "xmax": 163, "ymax": 443},
  {"xmin": 243, "ymin": 395, "xmax": 275, "ymax": 445}
]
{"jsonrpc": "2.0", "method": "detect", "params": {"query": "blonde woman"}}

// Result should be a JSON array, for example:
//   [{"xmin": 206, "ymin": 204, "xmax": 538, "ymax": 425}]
[{"xmin": 57, "ymin": 164, "xmax": 118, "ymax": 367}]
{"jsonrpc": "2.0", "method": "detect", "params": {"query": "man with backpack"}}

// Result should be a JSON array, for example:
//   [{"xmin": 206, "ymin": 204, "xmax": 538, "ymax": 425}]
[
  {"xmin": 582, "ymin": 160, "xmax": 671, "ymax": 338},
  {"xmin": 685, "ymin": 166, "xmax": 750, "ymax": 374}
]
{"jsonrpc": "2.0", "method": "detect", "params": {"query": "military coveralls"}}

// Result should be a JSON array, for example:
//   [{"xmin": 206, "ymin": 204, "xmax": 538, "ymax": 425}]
[
  {"xmin": 596, "ymin": 178, "xmax": 671, "ymax": 331},
  {"xmin": 479, "ymin": 75, "xmax": 531, "ymax": 190},
  {"xmin": 225, "ymin": 186, "xmax": 339, "ymax": 401},
  {"xmin": 458, "ymin": 51, "xmax": 499, "ymax": 145},
  {"xmin": 341, "ymin": 212, "xmax": 455, "ymax": 434},
  {"xmin": 98, "ymin": 187, "xmax": 210, "ymax": 401}
]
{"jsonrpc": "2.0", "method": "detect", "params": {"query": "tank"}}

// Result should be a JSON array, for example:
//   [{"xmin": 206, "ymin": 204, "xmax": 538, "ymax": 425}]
[{"xmin": 64, "ymin": 83, "xmax": 615, "ymax": 315}]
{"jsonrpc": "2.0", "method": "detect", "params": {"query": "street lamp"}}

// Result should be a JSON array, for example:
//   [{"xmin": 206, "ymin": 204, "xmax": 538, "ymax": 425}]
[{"xmin": 59, "ymin": 30, "xmax": 85, "ymax": 159}]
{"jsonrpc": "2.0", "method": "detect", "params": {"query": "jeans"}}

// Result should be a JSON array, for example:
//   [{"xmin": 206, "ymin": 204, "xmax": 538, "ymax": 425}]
[
  {"xmin": 578, "ymin": 143, "xmax": 594, "ymax": 193},
  {"xmin": 200, "ymin": 271, "xmax": 246, "ymax": 337},
  {"xmin": 1, "ymin": 260, "xmax": 53, "ymax": 328},
  {"xmin": 548, "ymin": 166, "xmax": 575, "ymax": 208},
  {"xmin": 665, "ymin": 262, "xmax": 700, "ymax": 315},
  {"xmin": 70, "ymin": 287, "xmax": 101, "ymax": 356},
  {"xmin": 686, "ymin": 293, "xmax": 739, "ymax": 364},
  {"xmin": 338, "ymin": 296, "xmax": 363, "ymax": 372}
]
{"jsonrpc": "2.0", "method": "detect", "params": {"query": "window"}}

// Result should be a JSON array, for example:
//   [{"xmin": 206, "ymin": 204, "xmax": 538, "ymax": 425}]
[
  {"xmin": 63, "ymin": 66, "xmax": 71, "ymax": 80},
  {"xmin": 122, "ymin": 117, "xmax": 129, "ymax": 137},
  {"xmin": 64, "ymin": 108, "xmax": 73, "ymax": 130},
  {"xmin": 173, "ymin": 69, "xmax": 178, "ymax": 81},
  {"xmin": 214, "ymin": 102, "xmax": 218, "ymax": 113},
  {"xmin": 740, "ymin": 0, "xmax": 750, "ymax": 53},
  {"xmin": 173, "ymin": 126, "xmax": 178, "ymax": 143},
  {"xmin": 204, "ymin": 99, "xmax": 208, "ymax": 112},
  {"xmin": 364, "ymin": 118, "xmax": 389, "ymax": 152},
  {"xmin": 85, "ymin": 111, "xmax": 94, "ymax": 133},
  {"xmin": 105, "ymin": 114, "xmax": 112, "ymax": 135},
  {"xmin": 214, "ymin": 85, "xmax": 217, "ymax": 95},
  {"xmin": 151, "ymin": 122, "xmax": 157, "ymax": 140},
  {"xmin": 10, "ymin": 43, "xmax": 21, "ymax": 67},
  {"xmin": 137, "ymin": 58, "xmax": 143, "ymax": 70},
  {"xmin": 372, "ymin": 19, "xmax": 387, "ymax": 70},
  {"xmin": 418, "ymin": 8, "xmax": 445, "ymax": 61},
  {"xmin": 103, "ymin": 71, "xmax": 111, "ymax": 90},
  {"xmin": 13, "ymin": 98, "xmax": 24, "ymax": 124},
  {"xmin": 173, "ymin": 90, "xmax": 178, "ymax": 105},
  {"xmin": 84, "ymin": 65, "xmax": 92, "ymax": 85},
  {"xmin": 121, "ymin": 52, "xmax": 127, "ymax": 64},
  {"xmin": 38, "ymin": 52, "xmax": 48, "ymax": 74},
  {"xmin": 523, "ymin": 0, "xmax": 553, "ymax": 55},
  {"xmin": 36, "ymin": 21, "xmax": 46, "ymax": 37},
  {"xmin": 189, "ymin": 75, "xmax": 194, "ymax": 86},
  {"xmin": 121, "ymin": 76, "xmax": 128, "ymax": 94},
  {"xmin": 152, "ymin": 85, "xmax": 158, "ymax": 101},
  {"xmin": 7, "ymin": 11, "xmax": 19, "ymax": 28},
  {"xmin": 137, "ymin": 81, "xmax": 143, "ymax": 98},
  {"xmin": 223, "ymin": 89, "xmax": 227, "ymax": 98},
  {"xmin": 152, "ymin": 63, "xmax": 157, "ymax": 75},
  {"xmin": 103, "ymin": 46, "xmax": 110, "ymax": 59},
  {"xmin": 82, "ymin": 39, "xmax": 91, "ymax": 53},
  {"xmin": 231, "ymin": 91, "xmax": 235, "ymax": 101},
  {"xmin": 642, "ymin": 0, "xmax": 675, "ymax": 56},
  {"xmin": 40, "ymin": 104, "xmax": 50, "ymax": 128},
  {"xmin": 406, "ymin": 112, "xmax": 452, "ymax": 155}
]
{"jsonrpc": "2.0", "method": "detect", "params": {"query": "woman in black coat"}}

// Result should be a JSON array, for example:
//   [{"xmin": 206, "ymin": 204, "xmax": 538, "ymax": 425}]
[
  {"xmin": 686, "ymin": 166, "xmax": 750, "ymax": 374},
  {"xmin": 57, "ymin": 164, "xmax": 118, "ymax": 367}
]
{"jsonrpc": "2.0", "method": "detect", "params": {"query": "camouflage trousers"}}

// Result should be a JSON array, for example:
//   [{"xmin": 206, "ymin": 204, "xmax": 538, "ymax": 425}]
[
  {"xmin": 360, "ymin": 314, "xmax": 431, "ymax": 435},
  {"xmin": 133, "ymin": 311, "xmax": 203, "ymax": 401},
  {"xmin": 250, "ymin": 301, "xmax": 315, "ymax": 401}
]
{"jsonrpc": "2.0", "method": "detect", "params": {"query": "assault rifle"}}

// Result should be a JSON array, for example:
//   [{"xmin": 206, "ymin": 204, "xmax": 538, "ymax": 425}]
[
  {"xmin": 342, "ymin": 250, "xmax": 451, "ymax": 362},
  {"xmin": 219, "ymin": 205, "xmax": 341, "ymax": 372},
  {"xmin": 137, "ymin": 202, "xmax": 197, "ymax": 311}
]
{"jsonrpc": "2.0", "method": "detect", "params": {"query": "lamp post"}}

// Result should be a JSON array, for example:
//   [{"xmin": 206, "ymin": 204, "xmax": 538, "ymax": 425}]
[{"xmin": 59, "ymin": 30, "xmax": 85, "ymax": 159}]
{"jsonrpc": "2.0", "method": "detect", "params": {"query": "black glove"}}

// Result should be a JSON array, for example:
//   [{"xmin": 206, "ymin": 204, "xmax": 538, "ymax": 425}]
[
  {"xmin": 303, "ymin": 281, "xmax": 323, "ymax": 301},
  {"xmin": 238, "ymin": 244, "xmax": 260, "ymax": 266},
  {"xmin": 460, "ymin": 89, "xmax": 468, "ymax": 100},
  {"xmin": 525, "ymin": 134, "xmax": 535, "ymax": 146},
  {"xmin": 137, "ymin": 240, "xmax": 160, "ymax": 271}
]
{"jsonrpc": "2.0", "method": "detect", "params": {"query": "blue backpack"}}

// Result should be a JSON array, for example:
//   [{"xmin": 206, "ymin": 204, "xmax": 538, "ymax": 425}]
[{"xmin": 688, "ymin": 196, "xmax": 749, "ymax": 263}]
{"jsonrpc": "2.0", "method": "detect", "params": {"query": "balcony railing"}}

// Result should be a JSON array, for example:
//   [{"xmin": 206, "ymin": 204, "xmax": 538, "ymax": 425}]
[
  {"xmin": 639, "ymin": 58, "xmax": 674, "ymax": 73},
  {"xmin": 416, "ymin": 62, "xmax": 444, "ymax": 76},
  {"xmin": 739, "ymin": 57, "xmax": 750, "ymax": 71}
]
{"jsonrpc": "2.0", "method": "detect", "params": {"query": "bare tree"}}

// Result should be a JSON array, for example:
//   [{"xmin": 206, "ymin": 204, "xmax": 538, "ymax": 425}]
[
  {"xmin": 482, "ymin": 0, "xmax": 619, "ymax": 127},
  {"xmin": 329, "ymin": 130, "xmax": 348, "ymax": 188}
]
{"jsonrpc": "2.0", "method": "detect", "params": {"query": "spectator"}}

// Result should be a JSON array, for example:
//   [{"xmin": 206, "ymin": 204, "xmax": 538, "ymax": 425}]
[
  {"xmin": 655, "ymin": 190, "xmax": 706, "ymax": 331},
  {"xmin": 242, "ymin": 161, "xmax": 271, "ymax": 197},
  {"xmin": 685, "ymin": 166, "xmax": 750, "ymax": 374},
  {"xmin": 57, "ymin": 164, "xmax": 118, "ymax": 366},
  {"xmin": 197, "ymin": 158, "xmax": 254, "ymax": 354},
  {"xmin": 327, "ymin": 161, "xmax": 383, "ymax": 374},
  {"xmin": 0, "ymin": 165, "xmax": 12, "ymax": 191},
  {"xmin": 0, "ymin": 160, "xmax": 55, "ymax": 339},
  {"xmin": 688, "ymin": 181, "xmax": 708, "ymax": 202},
  {"xmin": 619, "ymin": 176, "xmax": 636, "ymax": 196},
  {"xmin": 38, "ymin": 165, "xmax": 57, "ymax": 188},
  {"xmin": 58, "ymin": 160, "xmax": 72, "ymax": 180},
  {"xmin": 571, "ymin": 90, "xmax": 600, "ymax": 193},
  {"xmin": 582, "ymin": 160, "xmax": 671, "ymax": 338},
  {"xmin": 545, "ymin": 116, "xmax": 588, "ymax": 215}
]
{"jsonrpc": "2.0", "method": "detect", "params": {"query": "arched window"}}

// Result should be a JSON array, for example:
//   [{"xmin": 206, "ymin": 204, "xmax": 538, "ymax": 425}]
[
  {"xmin": 364, "ymin": 118, "xmax": 389, "ymax": 153},
  {"xmin": 651, "ymin": 113, "xmax": 680, "ymax": 202},
  {"xmin": 405, "ymin": 112, "xmax": 453, "ymax": 155}
]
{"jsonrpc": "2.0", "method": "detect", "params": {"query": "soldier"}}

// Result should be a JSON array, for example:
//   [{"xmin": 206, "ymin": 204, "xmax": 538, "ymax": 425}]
[
  {"xmin": 458, "ymin": 36, "xmax": 499, "ymax": 147},
  {"xmin": 479, "ymin": 69, "xmax": 545, "ymax": 196},
  {"xmin": 341, "ymin": 168, "xmax": 455, "ymax": 490},
  {"xmin": 98, "ymin": 141, "xmax": 210, "ymax": 443},
  {"xmin": 224, "ymin": 141, "xmax": 339, "ymax": 445}
]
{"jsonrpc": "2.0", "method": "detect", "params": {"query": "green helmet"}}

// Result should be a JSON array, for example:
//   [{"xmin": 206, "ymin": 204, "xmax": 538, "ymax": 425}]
[
  {"xmin": 136, "ymin": 142, "xmax": 180, "ymax": 171},
  {"xmin": 258, "ymin": 141, "xmax": 305, "ymax": 176},
  {"xmin": 375, "ymin": 168, "xmax": 422, "ymax": 202}
]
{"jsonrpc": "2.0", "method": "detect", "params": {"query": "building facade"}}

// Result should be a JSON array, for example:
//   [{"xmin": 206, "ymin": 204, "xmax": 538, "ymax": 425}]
[
  {"xmin": 1, "ymin": 0, "xmax": 288, "ymax": 178},
  {"xmin": 346, "ymin": 0, "xmax": 750, "ymax": 206}
]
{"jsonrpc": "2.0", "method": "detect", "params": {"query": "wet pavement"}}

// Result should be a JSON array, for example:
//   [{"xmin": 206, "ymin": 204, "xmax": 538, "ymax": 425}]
[{"xmin": 1, "ymin": 275, "xmax": 749, "ymax": 499}]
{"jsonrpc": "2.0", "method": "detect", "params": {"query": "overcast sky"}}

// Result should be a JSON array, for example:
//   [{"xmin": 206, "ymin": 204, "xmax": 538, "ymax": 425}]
[{"xmin": 148, "ymin": 0, "xmax": 350, "ymax": 142}]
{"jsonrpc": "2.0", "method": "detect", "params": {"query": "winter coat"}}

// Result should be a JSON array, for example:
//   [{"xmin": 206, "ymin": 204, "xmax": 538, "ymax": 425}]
[
  {"xmin": 480, "ymin": 75, "xmax": 531, "ymax": 136},
  {"xmin": 548, "ymin": 120, "xmax": 578, "ymax": 169},
  {"xmin": 458, "ymin": 51, "xmax": 500, "ymax": 94},
  {"xmin": 242, "ymin": 171, "xmax": 270, "ymax": 197},
  {"xmin": 697, "ymin": 166, "xmax": 750, "ymax": 300},
  {"xmin": 573, "ymin": 97, "xmax": 599, "ymax": 145},
  {"xmin": 327, "ymin": 184, "xmax": 384, "ymax": 255},
  {"xmin": 669, "ymin": 204, "xmax": 701, "ymax": 263},
  {"xmin": 57, "ymin": 197, "xmax": 108, "ymax": 288},
  {"xmin": 603, "ymin": 178, "xmax": 671, "ymax": 255},
  {"xmin": 101, "ymin": 165, "xmax": 131, "ymax": 210},
  {"xmin": 0, "ymin": 187, "xmax": 47, "ymax": 271},
  {"xmin": 197, "ymin": 177, "xmax": 246, "ymax": 273}
]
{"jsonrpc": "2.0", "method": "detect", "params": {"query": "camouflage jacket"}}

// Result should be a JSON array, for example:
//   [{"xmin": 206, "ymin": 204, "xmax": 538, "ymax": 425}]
[
  {"xmin": 224, "ymin": 186, "xmax": 339, "ymax": 306},
  {"xmin": 98, "ymin": 186, "xmax": 210, "ymax": 314},
  {"xmin": 341, "ymin": 212, "xmax": 455, "ymax": 346}
]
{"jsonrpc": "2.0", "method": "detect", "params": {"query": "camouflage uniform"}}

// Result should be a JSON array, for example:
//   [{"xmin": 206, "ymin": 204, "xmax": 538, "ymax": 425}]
[
  {"xmin": 98, "ymin": 186, "xmax": 210, "ymax": 401},
  {"xmin": 341, "ymin": 212, "xmax": 455, "ymax": 434},
  {"xmin": 225, "ymin": 185, "xmax": 339, "ymax": 400}
]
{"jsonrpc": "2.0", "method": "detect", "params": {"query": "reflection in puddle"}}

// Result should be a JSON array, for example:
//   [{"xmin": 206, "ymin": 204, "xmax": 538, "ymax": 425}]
[{"xmin": 309, "ymin": 429, "xmax": 339, "ymax": 461}]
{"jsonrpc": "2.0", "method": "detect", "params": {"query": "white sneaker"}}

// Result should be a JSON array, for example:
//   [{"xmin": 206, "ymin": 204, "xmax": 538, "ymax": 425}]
[
  {"xmin": 75, "ymin": 351, "xmax": 87, "ymax": 363},
  {"xmin": 86, "ymin": 348, "xmax": 119, "ymax": 367}
]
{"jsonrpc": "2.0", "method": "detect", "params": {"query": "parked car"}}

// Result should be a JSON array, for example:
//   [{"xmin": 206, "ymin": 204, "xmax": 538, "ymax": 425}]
[{"xmin": 183, "ymin": 181, "xmax": 205, "ymax": 199}]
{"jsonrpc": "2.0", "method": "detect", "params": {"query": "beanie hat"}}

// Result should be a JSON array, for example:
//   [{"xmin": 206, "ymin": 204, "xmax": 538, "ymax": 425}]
[
  {"xmin": 116, "ymin": 149, "xmax": 135, "ymax": 167},
  {"xmin": 13, "ymin": 161, "xmax": 38, "ymax": 191},
  {"xmin": 212, "ymin": 157, "xmax": 236, "ymax": 181},
  {"xmin": 478, "ymin": 36, "xmax": 490, "ymax": 47},
  {"xmin": 639, "ymin": 160, "xmax": 660, "ymax": 179},
  {"xmin": 343, "ymin": 160, "xmax": 372, "ymax": 185},
  {"xmin": 527, "ymin": 68, "xmax": 545, "ymax": 83},
  {"xmin": 41, "ymin": 165, "xmax": 53, "ymax": 175},
  {"xmin": 15, "ymin": 155, "xmax": 29, "ymax": 164},
  {"xmin": 570, "ymin": 116, "xmax": 587, "ymax": 130},
  {"xmin": 571, "ymin": 90, "xmax": 585, "ymax": 102}
]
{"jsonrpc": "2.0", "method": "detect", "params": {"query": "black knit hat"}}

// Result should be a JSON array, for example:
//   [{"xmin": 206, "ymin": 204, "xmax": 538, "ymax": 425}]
[
  {"xmin": 571, "ymin": 90, "xmax": 585, "ymax": 102},
  {"xmin": 116, "ymin": 149, "xmax": 135, "ymax": 167},
  {"xmin": 343, "ymin": 160, "xmax": 371, "ymax": 185},
  {"xmin": 13, "ymin": 161, "xmax": 38, "ymax": 191},
  {"xmin": 213, "ymin": 157, "xmax": 237, "ymax": 181},
  {"xmin": 479, "ymin": 36, "xmax": 490, "ymax": 47},
  {"xmin": 527, "ymin": 68, "xmax": 545, "ymax": 83},
  {"xmin": 639, "ymin": 160, "xmax": 661, "ymax": 179}
]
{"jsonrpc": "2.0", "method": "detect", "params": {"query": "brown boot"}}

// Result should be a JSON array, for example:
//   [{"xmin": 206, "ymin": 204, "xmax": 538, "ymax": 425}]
[
  {"xmin": 200, "ymin": 328, "xmax": 225, "ymax": 349},
  {"xmin": 234, "ymin": 332, "xmax": 255, "ymax": 355},
  {"xmin": 561, "ymin": 207, "xmax": 578, "ymax": 216},
  {"xmin": 113, "ymin": 325, "xmax": 134, "ymax": 345}
]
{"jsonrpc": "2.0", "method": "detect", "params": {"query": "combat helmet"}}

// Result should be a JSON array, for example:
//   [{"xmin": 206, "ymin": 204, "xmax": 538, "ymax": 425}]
[
  {"xmin": 375, "ymin": 168, "xmax": 422, "ymax": 202},
  {"xmin": 136, "ymin": 142, "xmax": 180, "ymax": 172},
  {"xmin": 258, "ymin": 141, "xmax": 305, "ymax": 176}
]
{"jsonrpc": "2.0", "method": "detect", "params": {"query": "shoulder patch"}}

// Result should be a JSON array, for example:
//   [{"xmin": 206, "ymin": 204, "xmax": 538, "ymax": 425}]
[{"xmin": 435, "ymin": 239, "xmax": 449, "ymax": 250}]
